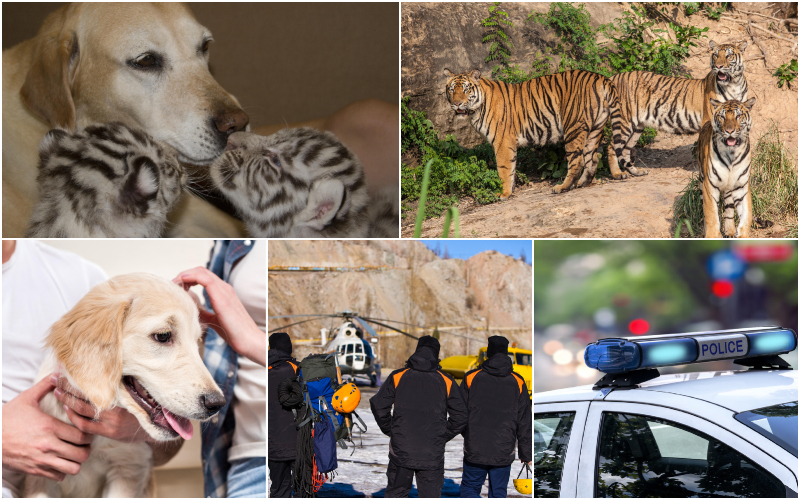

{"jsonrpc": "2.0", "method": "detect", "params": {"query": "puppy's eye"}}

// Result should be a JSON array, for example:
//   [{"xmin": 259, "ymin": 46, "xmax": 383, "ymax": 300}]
[
  {"xmin": 129, "ymin": 53, "xmax": 161, "ymax": 71},
  {"xmin": 201, "ymin": 38, "xmax": 212, "ymax": 54},
  {"xmin": 153, "ymin": 332, "xmax": 172, "ymax": 343}
]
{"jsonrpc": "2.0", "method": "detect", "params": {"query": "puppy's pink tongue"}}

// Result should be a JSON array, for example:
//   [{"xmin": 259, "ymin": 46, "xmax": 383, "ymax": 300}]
[{"xmin": 163, "ymin": 408, "xmax": 193, "ymax": 440}]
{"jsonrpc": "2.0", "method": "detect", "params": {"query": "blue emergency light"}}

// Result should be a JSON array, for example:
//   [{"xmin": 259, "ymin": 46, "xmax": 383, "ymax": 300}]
[{"xmin": 585, "ymin": 327, "xmax": 797, "ymax": 374}]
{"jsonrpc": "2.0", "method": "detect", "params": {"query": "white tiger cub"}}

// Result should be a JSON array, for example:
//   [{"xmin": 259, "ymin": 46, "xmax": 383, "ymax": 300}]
[
  {"xmin": 697, "ymin": 97, "xmax": 756, "ymax": 238},
  {"xmin": 26, "ymin": 122, "xmax": 186, "ymax": 238},
  {"xmin": 209, "ymin": 127, "xmax": 398, "ymax": 237}
]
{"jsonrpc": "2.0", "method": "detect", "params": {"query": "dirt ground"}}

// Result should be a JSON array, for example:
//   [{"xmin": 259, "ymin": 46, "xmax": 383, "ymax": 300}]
[{"xmin": 403, "ymin": 3, "xmax": 798, "ymax": 238}]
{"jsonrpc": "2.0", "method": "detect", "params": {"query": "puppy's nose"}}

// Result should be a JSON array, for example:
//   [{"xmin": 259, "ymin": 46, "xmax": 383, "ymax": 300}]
[
  {"xmin": 202, "ymin": 392, "xmax": 226, "ymax": 414},
  {"xmin": 214, "ymin": 109, "xmax": 249, "ymax": 137}
]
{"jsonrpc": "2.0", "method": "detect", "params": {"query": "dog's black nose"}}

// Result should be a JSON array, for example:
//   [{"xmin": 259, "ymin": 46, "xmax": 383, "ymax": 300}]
[
  {"xmin": 202, "ymin": 392, "xmax": 226, "ymax": 413},
  {"xmin": 214, "ymin": 108, "xmax": 249, "ymax": 137}
]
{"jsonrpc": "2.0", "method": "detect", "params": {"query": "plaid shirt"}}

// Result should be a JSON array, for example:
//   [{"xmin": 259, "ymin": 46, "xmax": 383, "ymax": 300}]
[{"xmin": 201, "ymin": 240, "xmax": 256, "ymax": 498}]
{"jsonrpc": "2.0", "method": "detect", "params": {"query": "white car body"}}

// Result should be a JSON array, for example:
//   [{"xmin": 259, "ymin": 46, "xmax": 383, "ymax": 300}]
[{"xmin": 534, "ymin": 369, "xmax": 798, "ymax": 497}]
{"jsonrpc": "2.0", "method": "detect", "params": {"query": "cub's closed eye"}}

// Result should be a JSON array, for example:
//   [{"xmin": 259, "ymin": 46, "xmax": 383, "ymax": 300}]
[{"xmin": 153, "ymin": 332, "xmax": 172, "ymax": 343}]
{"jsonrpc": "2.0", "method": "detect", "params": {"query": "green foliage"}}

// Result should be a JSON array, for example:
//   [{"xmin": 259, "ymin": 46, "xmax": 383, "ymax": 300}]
[
  {"xmin": 529, "ymin": 3, "xmax": 609, "ymax": 76},
  {"xmin": 683, "ymin": 2, "xmax": 700, "ymax": 15},
  {"xmin": 703, "ymin": 3, "xmax": 728, "ymax": 20},
  {"xmin": 605, "ymin": 6, "xmax": 708, "ymax": 77},
  {"xmin": 638, "ymin": 127, "xmax": 658, "ymax": 147},
  {"xmin": 482, "ymin": 2, "xmax": 515, "ymax": 75},
  {"xmin": 401, "ymin": 97, "xmax": 438, "ymax": 158},
  {"xmin": 673, "ymin": 122, "xmax": 798, "ymax": 237},
  {"xmin": 773, "ymin": 59, "xmax": 798, "ymax": 89},
  {"xmin": 495, "ymin": 51, "xmax": 552, "ymax": 84}
]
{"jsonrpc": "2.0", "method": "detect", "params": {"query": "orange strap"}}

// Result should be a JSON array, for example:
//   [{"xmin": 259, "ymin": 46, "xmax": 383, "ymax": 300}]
[
  {"xmin": 512, "ymin": 372, "xmax": 524, "ymax": 394},
  {"xmin": 466, "ymin": 369, "xmax": 482, "ymax": 389},
  {"xmin": 393, "ymin": 369, "xmax": 409, "ymax": 389},
  {"xmin": 438, "ymin": 371, "xmax": 452, "ymax": 397},
  {"xmin": 288, "ymin": 361, "xmax": 298, "ymax": 373},
  {"xmin": 268, "ymin": 366, "xmax": 272, "ymax": 370}
]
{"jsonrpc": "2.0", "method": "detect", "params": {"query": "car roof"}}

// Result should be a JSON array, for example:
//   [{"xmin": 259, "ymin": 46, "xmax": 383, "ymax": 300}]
[{"xmin": 535, "ymin": 369, "xmax": 798, "ymax": 412}]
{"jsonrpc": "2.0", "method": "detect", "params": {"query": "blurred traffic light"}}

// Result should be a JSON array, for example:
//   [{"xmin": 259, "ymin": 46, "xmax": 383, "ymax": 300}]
[{"xmin": 711, "ymin": 279, "xmax": 735, "ymax": 299}]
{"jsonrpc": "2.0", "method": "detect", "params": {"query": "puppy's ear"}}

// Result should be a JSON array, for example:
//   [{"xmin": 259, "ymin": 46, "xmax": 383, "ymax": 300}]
[
  {"xmin": 47, "ymin": 289, "xmax": 131, "ymax": 410},
  {"xmin": 20, "ymin": 23, "xmax": 79, "ymax": 129}
]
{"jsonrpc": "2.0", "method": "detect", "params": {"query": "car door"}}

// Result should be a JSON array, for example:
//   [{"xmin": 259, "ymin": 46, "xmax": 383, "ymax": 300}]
[
  {"xmin": 576, "ymin": 402, "xmax": 798, "ymax": 498},
  {"xmin": 533, "ymin": 402, "xmax": 590, "ymax": 498}
]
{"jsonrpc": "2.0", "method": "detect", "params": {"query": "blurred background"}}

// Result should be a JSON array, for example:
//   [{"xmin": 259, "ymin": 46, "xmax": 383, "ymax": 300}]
[{"xmin": 534, "ymin": 240, "xmax": 798, "ymax": 393}]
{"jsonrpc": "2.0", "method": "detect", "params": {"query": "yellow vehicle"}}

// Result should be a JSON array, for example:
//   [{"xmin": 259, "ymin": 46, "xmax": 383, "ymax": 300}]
[{"xmin": 440, "ymin": 346, "xmax": 532, "ymax": 396}]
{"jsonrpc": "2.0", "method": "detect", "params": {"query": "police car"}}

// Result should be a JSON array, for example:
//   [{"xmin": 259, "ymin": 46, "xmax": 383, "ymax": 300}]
[{"xmin": 534, "ymin": 327, "xmax": 798, "ymax": 498}]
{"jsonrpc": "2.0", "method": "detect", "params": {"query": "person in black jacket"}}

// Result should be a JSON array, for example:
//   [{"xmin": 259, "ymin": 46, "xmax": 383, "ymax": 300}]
[
  {"xmin": 370, "ymin": 335, "xmax": 467, "ymax": 498},
  {"xmin": 459, "ymin": 336, "xmax": 532, "ymax": 498},
  {"xmin": 268, "ymin": 332, "xmax": 299, "ymax": 497}
]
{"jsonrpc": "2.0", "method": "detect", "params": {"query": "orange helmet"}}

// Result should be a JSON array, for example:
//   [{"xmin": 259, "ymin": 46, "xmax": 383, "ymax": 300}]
[{"xmin": 332, "ymin": 382, "xmax": 360, "ymax": 413}]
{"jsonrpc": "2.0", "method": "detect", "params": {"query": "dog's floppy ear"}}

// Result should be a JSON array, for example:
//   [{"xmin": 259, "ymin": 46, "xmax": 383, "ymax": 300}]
[
  {"xmin": 20, "ymin": 12, "xmax": 79, "ymax": 130},
  {"xmin": 46, "ymin": 289, "xmax": 131, "ymax": 410}
]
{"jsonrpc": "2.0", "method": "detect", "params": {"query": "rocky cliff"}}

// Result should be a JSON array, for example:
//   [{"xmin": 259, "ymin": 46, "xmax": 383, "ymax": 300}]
[{"xmin": 269, "ymin": 241, "xmax": 532, "ymax": 368}]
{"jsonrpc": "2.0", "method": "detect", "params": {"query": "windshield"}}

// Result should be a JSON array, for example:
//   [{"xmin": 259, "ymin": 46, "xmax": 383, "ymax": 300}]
[
  {"xmin": 515, "ymin": 352, "xmax": 531, "ymax": 366},
  {"xmin": 734, "ymin": 401, "xmax": 798, "ymax": 457}
]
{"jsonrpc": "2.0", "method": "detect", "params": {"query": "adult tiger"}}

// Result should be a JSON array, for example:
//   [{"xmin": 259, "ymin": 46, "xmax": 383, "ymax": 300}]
[
  {"xmin": 443, "ymin": 69, "xmax": 627, "ymax": 196},
  {"xmin": 697, "ymin": 97, "xmax": 756, "ymax": 238},
  {"xmin": 609, "ymin": 40, "xmax": 749, "ymax": 176}
]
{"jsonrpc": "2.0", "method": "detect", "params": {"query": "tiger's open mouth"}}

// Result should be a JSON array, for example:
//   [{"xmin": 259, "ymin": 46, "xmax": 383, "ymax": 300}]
[
  {"xmin": 724, "ymin": 137, "xmax": 740, "ymax": 147},
  {"xmin": 123, "ymin": 376, "xmax": 193, "ymax": 440},
  {"xmin": 455, "ymin": 109, "xmax": 469, "ymax": 115},
  {"xmin": 717, "ymin": 72, "xmax": 729, "ymax": 81}
]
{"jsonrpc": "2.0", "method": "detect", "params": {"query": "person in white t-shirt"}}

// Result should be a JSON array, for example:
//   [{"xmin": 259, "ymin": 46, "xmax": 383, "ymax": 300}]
[{"xmin": 1, "ymin": 240, "xmax": 183, "ymax": 498}]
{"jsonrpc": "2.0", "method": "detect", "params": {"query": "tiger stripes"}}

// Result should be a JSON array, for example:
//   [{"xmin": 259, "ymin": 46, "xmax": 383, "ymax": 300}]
[
  {"xmin": 444, "ymin": 68, "xmax": 628, "ymax": 197},
  {"xmin": 608, "ymin": 41, "xmax": 748, "ymax": 176},
  {"xmin": 697, "ymin": 97, "xmax": 756, "ymax": 238}
]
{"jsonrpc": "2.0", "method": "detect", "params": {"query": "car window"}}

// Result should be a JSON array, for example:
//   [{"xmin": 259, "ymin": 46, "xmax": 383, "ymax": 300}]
[
  {"xmin": 516, "ymin": 352, "xmax": 532, "ymax": 366},
  {"xmin": 597, "ymin": 412, "xmax": 785, "ymax": 498},
  {"xmin": 535, "ymin": 412, "xmax": 575, "ymax": 498},
  {"xmin": 735, "ymin": 401, "xmax": 798, "ymax": 457}
]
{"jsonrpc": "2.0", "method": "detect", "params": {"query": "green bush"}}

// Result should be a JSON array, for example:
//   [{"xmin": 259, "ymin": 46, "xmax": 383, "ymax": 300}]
[
  {"xmin": 773, "ymin": 59, "xmax": 798, "ymax": 89},
  {"xmin": 482, "ymin": 2, "xmax": 515, "ymax": 76},
  {"xmin": 529, "ymin": 3, "xmax": 609, "ymax": 76}
]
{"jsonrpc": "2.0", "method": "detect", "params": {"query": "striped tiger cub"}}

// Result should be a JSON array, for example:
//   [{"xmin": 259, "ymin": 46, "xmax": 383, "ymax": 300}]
[
  {"xmin": 609, "ymin": 40, "xmax": 749, "ymax": 176},
  {"xmin": 698, "ymin": 97, "xmax": 756, "ymax": 238},
  {"xmin": 210, "ymin": 128, "xmax": 398, "ymax": 238},
  {"xmin": 26, "ymin": 122, "xmax": 186, "ymax": 237},
  {"xmin": 444, "ymin": 69, "xmax": 627, "ymax": 196}
]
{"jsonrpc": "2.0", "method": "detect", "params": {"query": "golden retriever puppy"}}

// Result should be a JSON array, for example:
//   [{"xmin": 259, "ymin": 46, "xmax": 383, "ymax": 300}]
[
  {"xmin": 23, "ymin": 273, "xmax": 225, "ymax": 498},
  {"xmin": 3, "ymin": 3, "xmax": 249, "ymax": 237}
]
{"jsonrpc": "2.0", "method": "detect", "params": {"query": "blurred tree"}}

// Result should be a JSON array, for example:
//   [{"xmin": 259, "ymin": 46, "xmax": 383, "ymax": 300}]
[{"xmin": 534, "ymin": 241, "xmax": 798, "ymax": 332}]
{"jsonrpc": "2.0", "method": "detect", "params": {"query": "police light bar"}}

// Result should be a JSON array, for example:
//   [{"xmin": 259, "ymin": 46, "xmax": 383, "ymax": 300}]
[{"xmin": 584, "ymin": 327, "xmax": 797, "ymax": 374}]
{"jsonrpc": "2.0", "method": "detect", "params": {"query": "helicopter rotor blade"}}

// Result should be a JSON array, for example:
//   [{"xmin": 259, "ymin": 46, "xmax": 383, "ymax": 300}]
[
  {"xmin": 361, "ymin": 316, "xmax": 428, "ymax": 330},
  {"xmin": 268, "ymin": 317, "xmax": 328, "ymax": 333},
  {"xmin": 359, "ymin": 318, "xmax": 420, "ymax": 340},
  {"xmin": 268, "ymin": 314, "xmax": 342, "ymax": 320},
  {"xmin": 352, "ymin": 317, "xmax": 378, "ymax": 338}
]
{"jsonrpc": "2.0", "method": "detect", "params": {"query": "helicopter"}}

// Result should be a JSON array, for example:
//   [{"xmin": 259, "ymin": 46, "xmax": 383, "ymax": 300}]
[{"xmin": 268, "ymin": 310, "xmax": 423, "ymax": 387}]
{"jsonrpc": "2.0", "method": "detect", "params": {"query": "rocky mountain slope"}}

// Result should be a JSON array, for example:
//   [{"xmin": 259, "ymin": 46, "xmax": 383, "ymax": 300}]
[{"xmin": 268, "ymin": 241, "xmax": 532, "ymax": 368}]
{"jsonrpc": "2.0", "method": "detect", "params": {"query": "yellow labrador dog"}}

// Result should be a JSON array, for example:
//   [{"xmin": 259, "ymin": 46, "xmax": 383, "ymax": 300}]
[
  {"xmin": 23, "ymin": 273, "xmax": 224, "ymax": 498},
  {"xmin": 3, "ymin": 3, "xmax": 248, "ymax": 237}
]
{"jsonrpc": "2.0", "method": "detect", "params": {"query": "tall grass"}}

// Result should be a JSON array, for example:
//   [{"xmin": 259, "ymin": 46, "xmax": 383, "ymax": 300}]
[{"xmin": 673, "ymin": 122, "xmax": 798, "ymax": 237}]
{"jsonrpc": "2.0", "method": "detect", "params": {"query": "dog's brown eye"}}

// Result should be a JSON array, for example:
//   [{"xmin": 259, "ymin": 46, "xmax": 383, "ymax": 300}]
[
  {"xmin": 129, "ymin": 53, "xmax": 162, "ymax": 71},
  {"xmin": 153, "ymin": 332, "xmax": 172, "ymax": 343},
  {"xmin": 201, "ymin": 39, "xmax": 211, "ymax": 54}
]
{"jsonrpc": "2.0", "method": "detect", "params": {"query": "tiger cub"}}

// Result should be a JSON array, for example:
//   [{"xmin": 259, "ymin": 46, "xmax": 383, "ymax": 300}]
[
  {"xmin": 609, "ymin": 40, "xmax": 749, "ymax": 176},
  {"xmin": 26, "ymin": 122, "xmax": 186, "ymax": 238},
  {"xmin": 698, "ymin": 97, "xmax": 756, "ymax": 238},
  {"xmin": 209, "ymin": 127, "xmax": 398, "ymax": 238},
  {"xmin": 444, "ymin": 68, "xmax": 627, "ymax": 196}
]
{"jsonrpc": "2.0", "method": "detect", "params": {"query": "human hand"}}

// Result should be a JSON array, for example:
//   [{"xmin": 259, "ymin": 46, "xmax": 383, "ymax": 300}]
[
  {"xmin": 174, "ymin": 267, "xmax": 266, "ymax": 366},
  {"xmin": 51, "ymin": 374, "xmax": 151, "ymax": 444},
  {"xmin": 2, "ymin": 375, "xmax": 93, "ymax": 481}
]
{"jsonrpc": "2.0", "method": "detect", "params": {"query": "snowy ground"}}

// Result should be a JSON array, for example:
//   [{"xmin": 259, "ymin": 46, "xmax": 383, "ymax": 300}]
[{"xmin": 269, "ymin": 382, "xmax": 528, "ymax": 498}]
